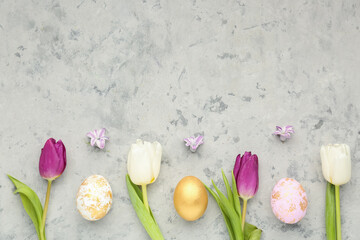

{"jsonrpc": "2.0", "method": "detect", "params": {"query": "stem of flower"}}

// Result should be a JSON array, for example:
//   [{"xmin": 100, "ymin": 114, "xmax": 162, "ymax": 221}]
[
  {"xmin": 335, "ymin": 185, "xmax": 342, "ymax": 240},
  {"xmin": 41, "ymin": 180, "xmax": 52, "ymax": 235},
  {"xmin": 242, "ymin": 199, "xmax": 248, "ymax": 230},
  {"xmin": 142, "ymin": 184, "xmax": 149, "ymax": 212}
]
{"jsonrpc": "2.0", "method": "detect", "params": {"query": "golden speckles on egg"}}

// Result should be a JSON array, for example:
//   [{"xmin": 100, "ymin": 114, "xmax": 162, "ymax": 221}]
[
  {"xmin": 271, "ymin": 178, "xmax": 308, "ymax": 224},
  {"xmin": 76, "ymin": 175, "xmax": 112, "ymax": 221}
]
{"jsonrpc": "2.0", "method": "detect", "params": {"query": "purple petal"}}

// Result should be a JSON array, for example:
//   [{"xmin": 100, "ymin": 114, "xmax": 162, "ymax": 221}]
[
  {"xmin": 39, "ymin": 138, "xmax": 66, "ymax": 180},
  {"xmin": 99, "ymin": 139, "xmax": 106, "ymax": 149},
  {"xmin": 96, "ymin": 139, "xmax": 105, "ymax": 149},
  {"xmin": 184, "ymin": 138, "xmax": 191, "ymax": 146},
  {"xmin": 275, "ymin": 126, "xmax": 282, "ymax": 131},
  {"xmin": 240, "ymin": 151, "xmax": 252, "ymax": 169},
  {"xmin": 195, "ymin": 136, "xmax": 204, "ymax": 145},
  {"xmin": 90, "ymin": 138, "xmax": 96, "ymax": 146},
  {"xmin": 98, "ymin": 128, "xmax": 106, "ymax": 138},
  {"xmin": 284, "ymin": 125, "xmax": 294, "ymax": 132},
  {"xmin": 272, "ymin": 130, "xmax": 282, "ymax": 135},
  {"xmin": 234, "ymin": 154, "xmax": 241, "ymax": 180},
  {"xmin": 237, "ymin": 154, "xmax": 259, "ymax": 199},
  {"xmin": 184, "ymin": 135, "xmax": 203, "ymax": 152},
  {"xmin": 86, "ymin": 131, "xmax": 96, "ymax": 138},
  {"xmin": 94, "ymin": 129, "xmax": 98, "ymax": 138}
]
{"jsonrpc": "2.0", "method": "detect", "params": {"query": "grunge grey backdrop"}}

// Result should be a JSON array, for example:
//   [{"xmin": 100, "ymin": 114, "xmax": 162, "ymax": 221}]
[{"xmin": 0, "ymin": 0, "xmax": 359, "ymax": 239}]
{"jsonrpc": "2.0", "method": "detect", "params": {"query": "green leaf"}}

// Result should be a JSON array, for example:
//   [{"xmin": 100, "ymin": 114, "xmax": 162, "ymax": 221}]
[
  {"xmin": 126, "ymin": 175, "xmax": 164, "ymax": 240},
  {"xmin": 204, "ymin": 183, "xmax": 235, "ymax": 240},
  {"xmin": 244, "ymin": 222, "xmax": 262, "ymax": 240},
  {"xmin": 8, "ymin": 175, "xmax": 44, "ymax": 240},
  {"xmin": 212, "ymin": 180, "xmax": 243, "ymax": 240},
  {"xmin": 326, "ymin": 182, "xmax": 336, "ymax": 240},
  {"xmin": 231, "ymin": 172, "xmax": 242, "ymax": 220},
  {"xmin": 128, "ymin": 176, "xmax": 157, "ymax": 223},
  {"xmin": 205, "ymin": 181, "xmax": 262, "ymax": 240},
  {"xmin": 222, "ymin": 170, "xmax": 234, "ymax": 208},
  {"xmin": 248, "ymin": 229, "xmax": 262, "ymax": 240}
]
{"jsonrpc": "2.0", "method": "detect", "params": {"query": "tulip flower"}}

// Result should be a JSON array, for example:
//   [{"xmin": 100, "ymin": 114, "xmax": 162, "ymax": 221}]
[
  {"xmin": 321, "ymin": 144, "xmax": 351, "ymax": 240},
  {"xmin": 234, "ymin": 152, "xmax": 259, "ymax": 229},
  {"xmin": 127, "ymin": 139, "xmax": 162, "ymax": 211},
  {"xmin": 126, "ymin": 139, "xmax": 164, "ymax": 240},
  {"xmin": 39, "ymin": 138, "xmax": 66, "ymax": 180},
  {"xmin": 321, "ymin": 144, "xmax": 351, "ymax": 186},
  {"xmin": 8, "ymin": 138, "xmax": 67, "ymax": 240},
  {"xmin": 39, "ymin": 138, "xmax": 67, "ymax": 237}
]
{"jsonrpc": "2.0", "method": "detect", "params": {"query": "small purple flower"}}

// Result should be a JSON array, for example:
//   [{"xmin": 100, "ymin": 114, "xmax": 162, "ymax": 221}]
[
  {"xmin": 273, "ymin": 125, "xmax": 294, "ymax": 142},
  {"xmin": 87, "ymin": 128, "xmax": 109, "ymax": 149},
  {"xmin": 184, "ymin": 135, "xmax": 204, "ymax": 152}
]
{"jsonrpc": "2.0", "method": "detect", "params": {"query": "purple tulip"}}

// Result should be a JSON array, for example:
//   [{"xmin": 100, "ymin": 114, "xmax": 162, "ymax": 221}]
[
  {"xmin": 234, "ymin": 152, "xmax": 259, "ymax": 200},
  {"xmin": 39, "ymin": 138, "xmax": 67, "ymax": 180}
]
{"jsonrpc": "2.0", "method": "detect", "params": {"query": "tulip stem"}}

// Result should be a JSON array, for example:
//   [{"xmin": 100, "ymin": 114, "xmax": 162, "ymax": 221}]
[
  {"xmin": 335, "ymin": 185, "xmax": 342, "ymax": 240},
  {"xmin": 142, "ymin": 184, "xmax": 149, "ymax": 212},
  {"xmin": 242, "ymin": 199, "xmax": 248, "ymax": 230},
  {"xmin": 41, "ymin": 180, "xmax": 52, "ymax": 234}
]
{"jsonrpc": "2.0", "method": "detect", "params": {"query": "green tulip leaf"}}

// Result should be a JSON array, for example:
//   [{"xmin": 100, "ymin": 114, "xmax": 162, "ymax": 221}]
[
  {"xmin": 205, "ymin": 175, "xmax": 262, "ymax": 240},
  {"xmin": 8, "ymin": 175, "xmax": 44, "ymax": 240},
  {"xmin": 212, "ymin": 180, "xmax": 243, "ymax": 240},
  {"xmin": 126, "ymin": 175, "xmax": 164, "ymax": 240},
  {"xmin": 248, "ymin": 229, "xmax": 262, "ymax": 240},
  {"xmin": 222, "ymin": 170, "xmax": 234, "ymax": 208},
  {"xmin": 326, "ymin": 182, "xmax": 336, "ymax": 240},
  {"xmin": 128, "ymin": 175, "xmax": 158, "ymax": 224},
  {"xmin": 204, "ymin": 183, "xmax": 235, "ymax": 240},
  {"xmin": 231, "ymin": 172, "xmax": 242, "ymax": 221},
  {"xmin": 244, "ymin": 222, "xmax": 262, "ymax": 240}
]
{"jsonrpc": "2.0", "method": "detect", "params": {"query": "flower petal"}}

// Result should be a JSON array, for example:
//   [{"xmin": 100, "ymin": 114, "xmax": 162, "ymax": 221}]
[
  {"xmin": 237, "ymin": 154, "xmax": 259, "ymax": 199},
  {"xmin": 97, "ymin": 139, "xmax": 105, "ymax": 149},
  {"xmin": 127, "ymin": 141, "xmax": 154, "ymax": 185},
  {"xmin": 90, "ymin": 138, "xmax": 96, "ymax": 146},
  {"xmin": 234, "ymin": 154, "xmax": 241, "ymax": 180},
  {"xmin": 86, "ymin": 131, "xmax": 96, "ymax": 138},
  {"xmin": 98, "ymin": 128, "xmax": 106, "ymax": 138}
]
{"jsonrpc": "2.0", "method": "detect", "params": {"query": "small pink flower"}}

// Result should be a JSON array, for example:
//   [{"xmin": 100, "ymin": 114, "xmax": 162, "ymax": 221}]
[
  {"xmin": 184, "ymin": 135, "xmax": 204, "ymax": 152},
  {"xmin": 273, "ymin": 125, "xmax": 294, "ymax": 142},
  {"xmin": 87, "ymin": 128, "xmax": 109, "ymax": 149}
]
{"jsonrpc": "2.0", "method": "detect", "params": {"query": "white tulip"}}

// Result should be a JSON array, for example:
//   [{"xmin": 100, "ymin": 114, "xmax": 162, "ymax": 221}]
[
  {"xmin": 320, "ymin": 144, "xmax": 351, "ymax": 186},
  {"xmin": 127, "ymin": 139, "xmax": 162, "ymax": 185}
]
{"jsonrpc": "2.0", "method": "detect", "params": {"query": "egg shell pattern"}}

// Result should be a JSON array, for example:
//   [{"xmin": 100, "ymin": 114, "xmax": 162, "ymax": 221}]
[
  {"xmin": 271, "ymin": 178, "xmax": 308, "ymax": 224},
  {"xmin": 77, "ymin": 175, "xmax": 112, "ymax": 221}
]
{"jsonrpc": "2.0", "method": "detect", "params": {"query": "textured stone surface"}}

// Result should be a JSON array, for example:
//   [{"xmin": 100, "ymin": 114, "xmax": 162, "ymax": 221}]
[{"xmin": 1, "ymin": 0, "xmax": 360, "ymax": 239}]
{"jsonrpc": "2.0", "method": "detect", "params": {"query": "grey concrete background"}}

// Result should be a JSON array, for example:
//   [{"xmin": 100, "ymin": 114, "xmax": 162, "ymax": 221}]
[{"xmin": 1, "ymin": 0, "xmax": 359, "ymax": 239}]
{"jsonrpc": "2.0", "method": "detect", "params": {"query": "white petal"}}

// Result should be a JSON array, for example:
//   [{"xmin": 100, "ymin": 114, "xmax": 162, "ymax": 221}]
[
  {"xmin": 320, "ymin": 145, "xmax": 331, "ymax": 183},
  {"xmin": 332, "ymin": 144, "xmax": 351, "ymax": 185},
  {"xmin": 127, "ymin": 141, "xmax": 153, "ymax": 185},
  {"xmin": 151, "ymin": 141, "xmax": 162, "ymax": 182}
]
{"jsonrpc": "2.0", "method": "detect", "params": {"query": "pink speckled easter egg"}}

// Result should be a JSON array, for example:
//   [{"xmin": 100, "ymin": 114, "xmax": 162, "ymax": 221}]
[{"xmin": 271, "ymin": 178, "xmax": 308, "ymax": 224}]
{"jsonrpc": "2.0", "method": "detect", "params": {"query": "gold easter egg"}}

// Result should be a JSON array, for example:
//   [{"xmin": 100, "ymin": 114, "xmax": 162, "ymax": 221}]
[{"xmin": 173, "ymin": 176, "xmax": 208, "ymax": 221}]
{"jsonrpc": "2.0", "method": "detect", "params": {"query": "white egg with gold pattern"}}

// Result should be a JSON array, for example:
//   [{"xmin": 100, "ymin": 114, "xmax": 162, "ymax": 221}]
[{"xmin": 76, "ymin": 175, "xmax": 112, "ymax": 221}]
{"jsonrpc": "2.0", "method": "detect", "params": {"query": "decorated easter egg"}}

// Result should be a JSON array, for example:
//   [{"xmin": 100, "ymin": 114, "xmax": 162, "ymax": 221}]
[
  {"xmin": 174, "ymin": 176, "xmax": 208, "ymax": 221},
  {"xmin": 77, "ymin": 175, "xmax": 113, "ymax": 221},
  {"xmin": 271, "ymin": 178, "xmax": 308, "ymax": 224}
]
